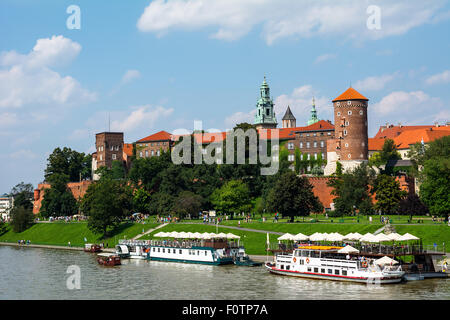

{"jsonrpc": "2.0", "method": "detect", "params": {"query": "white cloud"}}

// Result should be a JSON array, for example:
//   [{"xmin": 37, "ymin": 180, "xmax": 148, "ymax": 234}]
[
  {"xmin": 372, "ymin": 91, "xmax": 442, "ymax": 116},
  {"xmin": 0, "ymin": 35, "xmax": 96, "ymax": 109},
  {"xmin": 425, "ymin": 70, "xmax": 450, "ymax": 85},
  {"xmin": 274, "ymin": 85, "xmax": 332, "ymax": 125},
  {"xmin": 9, "ymin": 149, "xmax": 37, "ymax": 160},
  {"xmin": 314, "ymin": 53, "xmax": 337, "ymax": 64},
  {"xmin": 111, "ymin": 105, "xmax": 174, "ymax": 133},
  {"xmin": 224, "ymin": 110, "xmax": 255, "ymax": 128},
  {"xmin": 121, "ymin": 69, "xmax": 141, "ymax": 85},
  {"xmin": 136, "ymin": 0, "xmax": 448, "ymax": 45},
  {"xmin": 354, "ymin": 73, "xmax": 399, "ymax": 91}
]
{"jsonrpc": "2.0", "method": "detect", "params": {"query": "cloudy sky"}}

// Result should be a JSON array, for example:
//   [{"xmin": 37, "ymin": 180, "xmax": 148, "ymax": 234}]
[{"xmin": 1, "ymin": 0, "xmax": 450, "ymax": 193}]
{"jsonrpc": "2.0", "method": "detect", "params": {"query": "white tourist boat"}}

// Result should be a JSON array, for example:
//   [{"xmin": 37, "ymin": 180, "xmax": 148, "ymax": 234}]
[
  {"xmin": 116, "ymin": 241, "xmax": 146, "ymax": 260},
  {"xmin": 265, "ymin": 245, "xmax": 405, "ymax": 284}
]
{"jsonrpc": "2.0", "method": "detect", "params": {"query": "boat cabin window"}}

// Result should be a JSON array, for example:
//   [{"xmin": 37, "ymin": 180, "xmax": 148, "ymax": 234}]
[
  {"xmin": 314, "ymin": 267, "xmax": 318, "ymax": 273},
  {"xmin": 162, "ymin": 248, "xmax": 165, "ymax": 253},
  {"xmin": 167, "ymin": 249, "xmax": 170, "ymax": 253},
  {"xmin": 301, "ymin": 250, "xmax": 309, "ymax": 257},
  {"xmin": 280, "ymin": 265, "xmax": 284, "ymax": 270},
  {"xmin": 197, "ymin": 251, "xmax": 200, "ymax": 255},
  {"xmin": 310, "ymin": 251, "xmax": 320, "ymax": 258},
  {"xmin": 342, "ymin": 270, "xmax": 347, "ymax": 276},
  {"xmin": 153, "ymin": 248, "xmax": 156, "ymax": 252},
  {"xmin": 328, "ymin": 269, "xmax": 332, "ymax": 274},
  {"xmin": 321, "ymin": 268, "xmax": 325, "ymax": 273},
  {"xmin": 300, "ymin": 259, "xmax": 304, "ymax": 265},
  {"xmin": 294, "ymin": 250, "xmax": 301, "ymax": 257},
  {"xmin": 179, "ymin": 249, "xmax": 182, "ymax": 254},
  {"xmin": 286, "ymin": 265, "xmax": 290, "ymax": 270},
  {"xmin": 158, "ymin": 248, "xmax": 160, "ymax": 252},
  {"xmin": 307, "ymin": 267, "xmax": 312, "ymax": 272},
  {"xmin": 205, "ymin": 251, "xmax": 207, "ymax": 256},
  {"xmin": 335, "ymin": 270, "xmax": 340, "ymax": 275}
]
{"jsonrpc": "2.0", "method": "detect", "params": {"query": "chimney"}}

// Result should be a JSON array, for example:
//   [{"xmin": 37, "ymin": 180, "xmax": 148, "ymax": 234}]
[{"xmin": 434, "ymin": 122, "xmax": 439, "ymax": 127}]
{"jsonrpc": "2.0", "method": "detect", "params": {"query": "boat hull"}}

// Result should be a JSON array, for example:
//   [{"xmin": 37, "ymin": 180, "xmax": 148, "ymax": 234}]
[
  {"xmin": 148, "ymin": 256, "xmax": 234, "ymax": 266},
  {"xmin": 265, "ymin": 264, "xmax": 403, "ymax": 284}
]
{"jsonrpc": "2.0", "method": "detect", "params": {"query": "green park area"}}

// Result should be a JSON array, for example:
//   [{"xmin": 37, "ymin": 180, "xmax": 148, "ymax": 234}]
[{"xmin": 1, "ymin": 215, "xmax": 448, "ymax": 255}]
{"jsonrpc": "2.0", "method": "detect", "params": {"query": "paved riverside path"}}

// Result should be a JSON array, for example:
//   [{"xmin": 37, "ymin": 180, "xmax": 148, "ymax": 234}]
[
  {"xmin": 178, "ymin": 222, "xmax": 284, "ymax": 236},
  {"xmin": 132, "ymin": 223, "xmax": 169, "ymax": 240}
]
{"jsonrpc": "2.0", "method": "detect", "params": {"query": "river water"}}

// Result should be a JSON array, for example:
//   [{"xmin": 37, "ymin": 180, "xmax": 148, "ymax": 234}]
[{"xmin": 1, "ymin": 246, "xmax": 449, "ymax": 300}]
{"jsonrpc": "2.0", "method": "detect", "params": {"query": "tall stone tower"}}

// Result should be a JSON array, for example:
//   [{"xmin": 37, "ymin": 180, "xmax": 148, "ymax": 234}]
[
  {"xmin": 324, "ymin": 87, "xmax": 369, "ymax": 175},
  {"xmin": 307, "ymin": 97, "xmax": 319, "ymax": 126},
  {"xmin": 282, "ymin": 106, "xmax": 296, "ymax": 128},
  {"xmin": 254, "ymin": 76, "xmax": 277, "ymax": 130}
]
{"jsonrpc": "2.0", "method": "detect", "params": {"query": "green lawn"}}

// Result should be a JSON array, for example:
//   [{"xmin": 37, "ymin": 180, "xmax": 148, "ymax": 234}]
[{"xmin": 0, "ymin": 222, "xmax": 159, "ymax": 249}]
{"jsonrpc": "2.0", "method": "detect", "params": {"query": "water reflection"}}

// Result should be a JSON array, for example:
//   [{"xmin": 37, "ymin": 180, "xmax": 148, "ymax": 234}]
[{"xmin": 0, "ymin": 246, "xmax": 448, "ymax": 300}]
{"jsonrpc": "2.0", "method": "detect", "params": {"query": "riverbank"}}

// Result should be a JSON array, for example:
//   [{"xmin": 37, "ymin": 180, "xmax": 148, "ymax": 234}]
[
  {"xmin": 0, "ymin": 241, "xmax": 116, "ymax": 252},
  {"xmin": 0, "ymin": 220, "xmax": 448, "ymax": 255}
]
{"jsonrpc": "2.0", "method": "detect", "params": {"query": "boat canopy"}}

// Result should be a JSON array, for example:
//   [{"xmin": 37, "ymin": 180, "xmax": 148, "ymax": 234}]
[
  {"xmin": 375, "ymin": 256, "xmax": 399, "ymax": 266},
  {"xmin": 338, "ymin": 245, "xmax": 360, "ymax": 254}
]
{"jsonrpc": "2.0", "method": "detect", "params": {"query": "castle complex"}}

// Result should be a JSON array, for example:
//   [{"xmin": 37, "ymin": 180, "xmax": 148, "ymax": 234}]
[{"xmin": 32, "ymin": 77, "xmax": 450, "ymax": 213}]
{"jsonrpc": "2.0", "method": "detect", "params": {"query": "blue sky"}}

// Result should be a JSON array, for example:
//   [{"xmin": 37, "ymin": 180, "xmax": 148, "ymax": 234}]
[{"xmin": 1, "ymin": 0, "xmax": 450, "ymax": 193}]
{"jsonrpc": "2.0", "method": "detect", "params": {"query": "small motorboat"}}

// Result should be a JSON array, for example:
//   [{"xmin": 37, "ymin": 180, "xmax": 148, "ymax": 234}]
[
  {"xmin": 234, "ymin": 255, "xmax": 263, "ymax": 267},
  {"xmin": 97, "ymin": 253, "xmax": 121, "ymax": 266},
  {"xmin": 84, "ymin": 243, "xmax": 103, "ymax": 253}
]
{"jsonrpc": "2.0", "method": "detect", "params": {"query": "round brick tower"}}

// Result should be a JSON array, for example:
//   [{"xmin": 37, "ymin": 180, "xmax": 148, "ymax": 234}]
[{"xmin": 332, "ymin": 87, "xmax": 369, "ymax": 163}]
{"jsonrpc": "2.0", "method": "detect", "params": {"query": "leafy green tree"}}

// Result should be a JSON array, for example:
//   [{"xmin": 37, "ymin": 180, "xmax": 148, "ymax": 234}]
[
  {"xmin": 132, "ymin": 188, "xmax": 152, "ymax": 214},
  {"xmin": 39, "ymin": 173, "xmax": 78, "ymax": 217},
  {"xmin": 10, "ymin": 206, "xmax": 34, "ymax": 233},
  {"xmin": 148, "ymin": 192, "xmax": 175, "ymax": 216},
  {"xmin": 81, "ymin": 179, "xmax": 133, "ymax": 237},
  {"xmin": 328, "ymin": 163, "xmax": 375, "ymax": 216},
  {"xmin": 45, "ymin": 147, "xmax": 91, "ymax": 182},
  {"xmin": 294, "ymin": 149, "xmax": 302, "ymax": 174},
  {"xmin": 372, "ymin": 174, "xmax": 406, "ymax": 214},
  {"xmin": 172, "ymin": 191, "xmax": 203, "ymax": 219},
  {"xmin": 266, "ymin": 171, "xmax": 323, "ymax": 222},
  {"xmin": 210, "ymin": 180, "xmax": 252, "ymax": 216},
  {"xmin": 10, "ymin": 182, "xmax": 34, "ymax": 210},
  {"xmin": 379, "ymin": 139, "xmax": 402, "ymax": 164},
  {"xmin": 368, "ymin": 152, "xmax": 383, "ymax": 168},
  {"xmin": 419, "ymin": 157, "xmax": 450, "ymax": 216},
  {"xmin": 398, "ymin": 193, "xmax": 429, "ymax": 220}
]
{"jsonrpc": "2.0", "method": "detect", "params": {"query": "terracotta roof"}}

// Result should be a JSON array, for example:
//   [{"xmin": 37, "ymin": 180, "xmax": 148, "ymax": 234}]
[
  {"xmin": 374, "ymin": 125, "xmax": 435, "ymax": 139},
  {"xmin": 123, "ymin": 143, "xmax": 133, "ymax": 157},
  {"xmin": 137, "ymin": 130, "xmax": 172, "ymax": 143},
  {"xmin": 332, "ymin": 87, "xmax": 368, "ymax": 102},
  {"xmin": 369, "ymin": 127, "xmax": 450, "ymax": 151}
]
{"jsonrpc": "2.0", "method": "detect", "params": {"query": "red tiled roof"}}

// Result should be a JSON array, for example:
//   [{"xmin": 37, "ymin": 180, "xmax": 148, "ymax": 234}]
[
  {"xmin": 374, "ymin": 125, "xmax": 434, "ymax": 139},
  {"xmin": 369, "ymin": 127, "xmax": 450, "ymax": 151},
  {"xmin": 332, "ymin": 87, "xmax": 368, "ymax": 102},
  {"xmin": 137, "ymin": 130, "xmax": 172, "ymax": 143},
  {"xmin": 123, "ymin": 143, "xmax": 133, "ymax": 157}
]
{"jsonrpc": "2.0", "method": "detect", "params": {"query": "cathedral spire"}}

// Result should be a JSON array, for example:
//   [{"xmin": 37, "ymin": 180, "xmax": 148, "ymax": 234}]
[{"xmin": 307, "ymin": 97, "xmax": 319, "ymax": 126}]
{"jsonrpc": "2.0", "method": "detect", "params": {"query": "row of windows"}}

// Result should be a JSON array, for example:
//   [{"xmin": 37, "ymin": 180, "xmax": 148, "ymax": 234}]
[
  {"xmin": 287, "ymin": 153, "xmax": 325, "ymax": 162},
  {"xmin": 97, "ymin": 145, "xmax": 120, "ymax": 152},
  {"xmin": 152, "ymin": 247, "xmax": 209, "ymax": 256},
  {"xmin": 298, "ymin": 132, "xmax": 332, "ymax": 137},
  {"xmin": 299, "ymin": 141, "xmax": 325, "ymax": 149},
  {"xmin": 140, "ymin": 150, "xmax": 161, "ymax": 158},
  {"xmin": 279, "ymin": 264, "xmax": 349, "ymax": 276},
  {"xmin": 336, "ymin": 100, "xmax": 367, "ymax": 107},
  {"xmin": 140, "ymin": 141, "xmax": 168, "ymax": 147},
  {"xmin": 337, "ymin": 110, "xmax": 364, "ymax": 116}
]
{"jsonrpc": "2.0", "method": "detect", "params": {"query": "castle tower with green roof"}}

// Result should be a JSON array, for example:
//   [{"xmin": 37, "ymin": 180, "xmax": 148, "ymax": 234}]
[
  {"xmin": 254, "ymin": 76, "xmax": 278, "ymax": 130},
  {"xmin": 307, "ymin": 97, "xmax": 319, "ymax": 126}
]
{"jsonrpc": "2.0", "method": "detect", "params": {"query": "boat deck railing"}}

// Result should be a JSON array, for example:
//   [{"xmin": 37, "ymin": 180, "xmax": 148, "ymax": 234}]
[
  {"xmin": 269, "ymin": 242, "xmax": 446, "ymax": 256},
  {"xmin": 119, "ymin": 239, "xmax": 242, "ymax": 249}
]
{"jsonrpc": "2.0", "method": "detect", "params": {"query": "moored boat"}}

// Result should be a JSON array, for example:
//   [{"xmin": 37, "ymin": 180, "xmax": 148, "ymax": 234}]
[
  {"xmin": 265, "ymin": 245, "xmax": 405, "ymax": 284},
  {"xmin": 84, "ymin": 243, "xmax": 102, "ymax": 253},
  {"xmin": 97, "ymin": 253, "xmax": 121, "ymax": 266}
]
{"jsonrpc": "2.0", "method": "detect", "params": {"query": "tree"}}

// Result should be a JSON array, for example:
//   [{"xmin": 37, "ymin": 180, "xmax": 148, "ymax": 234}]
[
  {"xmin": 81, "ymin": 179, "xmax": 133, "ymax": 237},
  {"xmin": 172, "ymin": 191, "xmax": 203, "ymax": 219},
  {"xmin": 379, "ymin": 139, "xmax": 402, "ymax": 164},
  {"xmin": 210, "ymin": 180, "xmax": 252, "ymax": 216},
  {"xmin": 39, "ymin": 173, "xmax": 78, "ymax": 217},
  {"xmin": 419, "ymin": 157, "xmax": 450, "ymax": 217},
  {"xmin": 372, "ymin": 174, "xmax": 406, "ymax": 214},
  {"xmin": 45, "ymin": 147, "xmax": 92, "ymax": 182},
  {"xmin": 398, "ymin": 193, "xmax": 429, "ymax": 220},
  {"xmin": 10, "ymin": 182, "xmax": 34, "ymax": 210},
  {"xmin": 10, "ymin": 206, "xmax": 34, "ymax": 233},
  {"xmin": 328, "ymin": 163, "xmax": 375, "ymax": 216},
  {"xmin": 368, "ymin": 152, "xmax": 383, "ymax": 168},
  {"xmin": 132, "ymin": 188, "xmax": 152, "ymax": 214},
  {"xmin": 266, "ymin": 171, "xmax": 323, "ymax": 222}
]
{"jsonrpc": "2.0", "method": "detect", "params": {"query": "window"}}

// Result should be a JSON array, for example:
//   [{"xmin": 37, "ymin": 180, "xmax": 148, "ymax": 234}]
[
  {"xmin": 151, "ymin": 150, "xmax": 154, "ymax": 156},
  {"xmin": 327, "ymin": 132, "xmax": 331, "ymax": 136},
  {"xmin": 361, "ymin": 142, "xmax": 365, "ymax": 147},
  {"xmin": 313, "ymin": 133, "xmax": 317, "ymax": 137},
  {"xmin": 348, "ymin": 110, "xmax": 352, "ymax": 115},
  {"xmin": 322, "ymin": 153, "xmax": 325, "ymax": 159},
  {"xmin": 347, "ymin": 101, "xmax": 351, "ymax": 105},
  {"xmin": 335, "ymin": 270, "xmax": 340, "ymax": 275},
  {"xmin": 307, "ymin": 154, "xmax": 310, "ymax": 160},
  {"xmin": 280, "ymin": 265, "xmax": 284, "ymax": 270},
  {"xmin": 162, "ymin": 248, "xmax": 165, "ymax": 253},
  {"xmin": 343, "ymin": 130, "xmax": 347, "ymax": 136},
  {"xmin": 266, "ymin": 109, "xmax": 270, "ymax": 116},
  {"xmin": 307, "ymin": 267, "xmax": 312, "ymax": 272},
  {"xmin": 313, "ymin": 142, "xmax": 317, "ymax": 148},
  {"xmin": 320, "ymin": 141, "xmax": 324, "ymax": 148},
  {"xmin": 179, "ymin": 249, "xmax": 182, "ymax": 254},
  {"xmin": 139, "ymin": 152, "xmax": 143, "ymax": 158},
  {"xmin": 288, "ymin": 142, "xmax": 294, "ymax": 150},
  {"xmin": 153, "ymin": 248, "xmax": 155, "ymax": 252},
  {"xmin": 112, "ymin": 153, "xmax": 116, "ymax": 160},
  {"xmin": 342, "ymin": 270, "xmax": 347, "ymax": 276},
  {"xmin": 100, "ymin": 155, "xmax": 103, "ymax": 161},
  {"xmin": 205, "ymin": 251, "xmax": 207, "ymax": 256},
  {"xmin": 314, "ymin": 153, "xmax": 317, "ymax": 160},
  {"xmin": 328, "ymin": 269, "xmax": 332, "ymax": 274},
  {"xmin": 314, "ymin": 267, "xmax": 318, "ymax": 273},
  {"xmin": 306, "ymin": 142, "xmax": 310, "ymax": 148},
  {"xmin": 348, "ymin": 154, "xmax": 351, "ymax": 159},
  {"xmin": 286, "ymin": 265, "xmax": 290, "ymax": 270},
  {"xmin": 158, "ymin": 248, "xmax": 160, "ymax": 252},
  {"xmin": 345, "ymin": 143, "xmax": 348, "ymax": 148},
  {"xmin": 300, "ymin": 260, "xmax": 304, "ymax": 265},
  {"xmin": 145, "ymin": 150, "xmax": 148, "ymax": 157},
  {"xmin": 359, "ymin": 110, "xmax": 363, "ymax": 115},
  {"xmin": 345, "ymin": 121, "xmax": 349, "ymax": 126},
  {"xmin": 288, "ymin": 154, "xmax": 294, "ymax": 162},
  {"xmin": 300, "ymin": 142, "xmax": 303, "ymax": 148},
  {"xmin": 167, "ymin": 249, "xmax": 170, "ymax": 253},
  {"xmin": 337, "ymin": 112, "xmax": 341, "ymax": 116},
  {"xmin": 321, "ymin": 268, "xmax": 325, "ymax": 273},
  {"xmin": 157, "ymin": 150, "xmax": 160, "ymax": 156},
  {"xmin": 336, "ymin": 102, "xmax": 341, "ymax": 106}
]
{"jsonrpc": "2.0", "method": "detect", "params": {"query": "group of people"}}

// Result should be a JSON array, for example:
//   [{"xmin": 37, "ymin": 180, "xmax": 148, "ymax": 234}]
[{"xmin": 17, "ymin": 240, "xmax": 31, "ymax": 245}]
